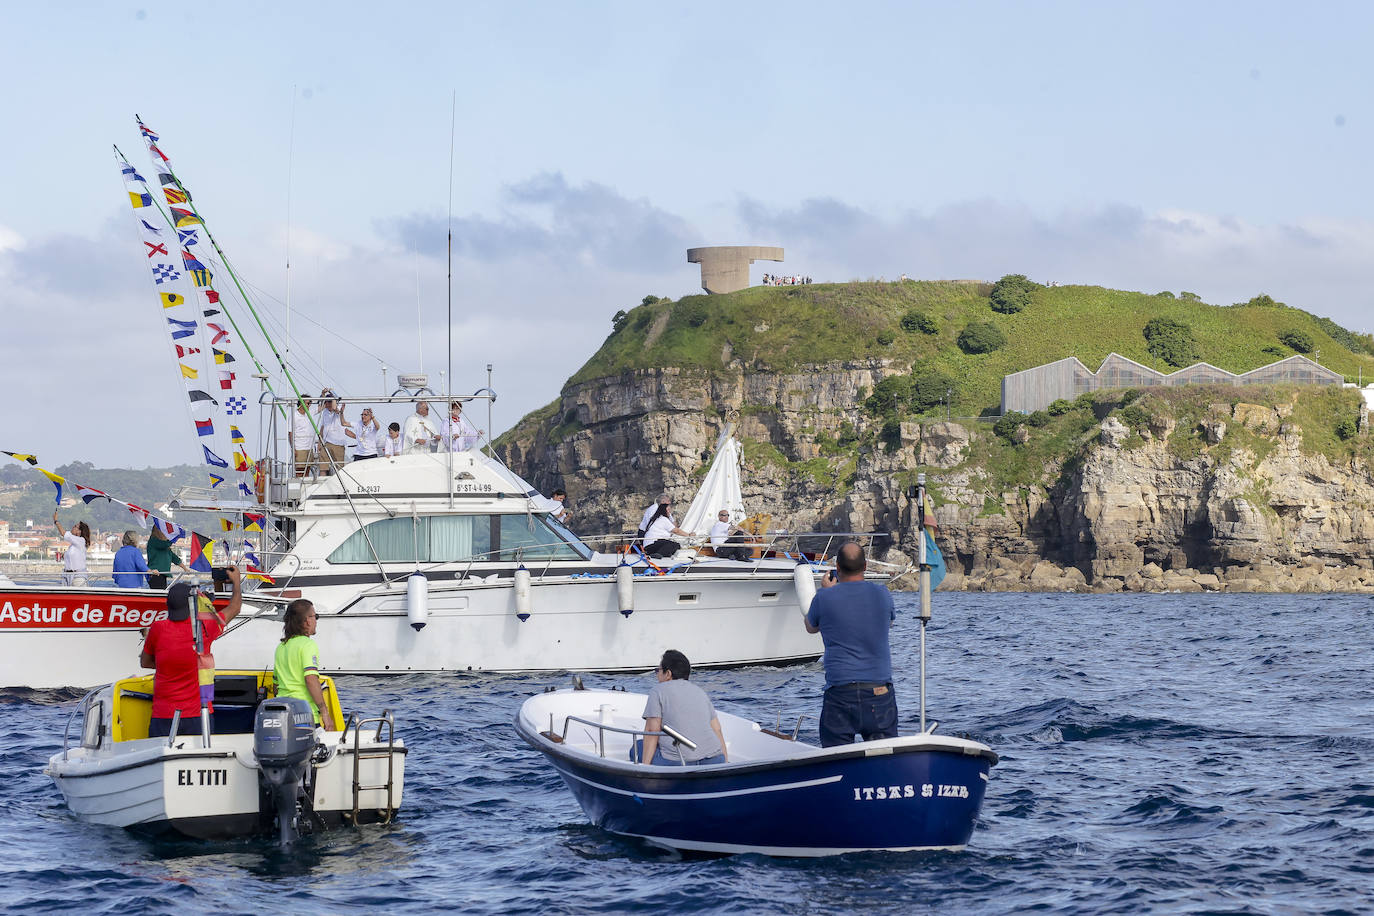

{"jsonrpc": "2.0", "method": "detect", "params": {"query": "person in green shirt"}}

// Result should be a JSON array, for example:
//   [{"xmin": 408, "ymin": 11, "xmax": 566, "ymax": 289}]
[
  {"xmin": 273, "ymin": 599, "xmax": 337, "ymax": 730},
  {"xmin": 145, "ymin": 526, "xmax": 190, "ymax": 590}
]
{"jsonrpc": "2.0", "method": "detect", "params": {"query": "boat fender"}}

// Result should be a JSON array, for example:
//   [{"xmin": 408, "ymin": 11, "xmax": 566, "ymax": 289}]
[
  {"xmin": 616, "ymin": 564, "xmax": 635, "ymax": 617},
  {"xmin": 514, "ymin": 566, "xmax": 532, "ymax": 622},
  {"xmin": 406, "ymin": 572, "xmax": 429, "ymax": 631},
  {"xmin": 793, "ymin": 560, "xmax": 817, "ymax": 619}
]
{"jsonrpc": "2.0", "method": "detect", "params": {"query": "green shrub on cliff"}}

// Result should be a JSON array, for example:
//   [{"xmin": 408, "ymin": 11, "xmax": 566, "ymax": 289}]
[
  {"xmin": 989, "ymin": 274, "xmax": 1039, "ymax": 314},
  {"xmin": 1279, "ymin": 329, "xmax": 1314, "ymax": 353},
  {"xmin": 958, "ymin": 322, "xmax": 1006, "ymax": 354},
  {"xmin": 1143, "ymin": 317, "xmax": 1198, "ymax": 368},
  {"xmin": 901, "ymin": 310, "xmax": 938, "ymax": 334}
]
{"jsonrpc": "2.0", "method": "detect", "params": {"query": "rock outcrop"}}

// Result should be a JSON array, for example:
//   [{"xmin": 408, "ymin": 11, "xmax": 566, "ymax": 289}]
[{"xmin": 498, "ymin": 365, "xmax": 1374, "ymax": 592}]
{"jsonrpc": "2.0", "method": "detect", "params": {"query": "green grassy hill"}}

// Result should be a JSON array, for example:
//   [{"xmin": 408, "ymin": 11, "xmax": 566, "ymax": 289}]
[{"xmin": 567, "ymin": 281, "xmax": 1374, "ymax": 418}]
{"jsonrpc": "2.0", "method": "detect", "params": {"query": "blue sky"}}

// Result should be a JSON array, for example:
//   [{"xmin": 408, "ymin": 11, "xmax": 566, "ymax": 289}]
[{"xmin": 1, "ymin": 1, "xmax": 1370, "ymax": 469}]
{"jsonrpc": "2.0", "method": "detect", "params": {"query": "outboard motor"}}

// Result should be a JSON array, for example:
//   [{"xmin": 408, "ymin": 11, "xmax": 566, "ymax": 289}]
[{"xmin": 254, "ymin": 696, "xmax": 317, "ymax": 845}]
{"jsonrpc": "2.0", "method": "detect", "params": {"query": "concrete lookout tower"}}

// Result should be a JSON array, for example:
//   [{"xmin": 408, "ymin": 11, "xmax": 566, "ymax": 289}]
[{"xmin": 687, "ymin": 246, "xmax": 784, "ymax": 295}]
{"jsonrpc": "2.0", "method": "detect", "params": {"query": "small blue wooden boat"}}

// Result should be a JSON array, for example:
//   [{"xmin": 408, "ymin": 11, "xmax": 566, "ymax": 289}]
[{"xmin": 515, "ymin": 685, "xmax": 997, "ymax": 856}]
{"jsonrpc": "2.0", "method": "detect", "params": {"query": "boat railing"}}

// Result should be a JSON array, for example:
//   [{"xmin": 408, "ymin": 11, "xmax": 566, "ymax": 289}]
[
  {"xmin": 545, "ymin": 713, "xmax": 698, "ymax": 765},
  {"xmin": 343, "ymin": 709, "xmax": 398, "ymax": 824},
  {"xmin": 760, "ymin": 712, "xmax": 811, "ymax": 741}
]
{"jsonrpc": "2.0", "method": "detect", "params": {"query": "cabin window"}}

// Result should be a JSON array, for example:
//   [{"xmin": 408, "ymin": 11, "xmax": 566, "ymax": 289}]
[
  {"xmin": 328, "ymin": 516, "xmax": 426, "ymax": 564},
  {"xmin": 428, "ymin": 515, "xmax": 493, "ymax": 562},
  {"xmin": 328, "ymin": 513, "xmax": 589, "ymax": 564}
]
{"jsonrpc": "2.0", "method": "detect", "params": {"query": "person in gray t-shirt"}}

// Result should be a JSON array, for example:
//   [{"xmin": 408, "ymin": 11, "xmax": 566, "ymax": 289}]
[{"xmin": 639, "ymin": 650, "xmax": 728, "ymax": 765}]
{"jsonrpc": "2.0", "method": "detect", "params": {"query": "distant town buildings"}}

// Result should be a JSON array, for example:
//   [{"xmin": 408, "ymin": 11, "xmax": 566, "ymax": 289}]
[{"xmin": 1001, "ymin": 353, "xmax": 1343, "ymax": 414}]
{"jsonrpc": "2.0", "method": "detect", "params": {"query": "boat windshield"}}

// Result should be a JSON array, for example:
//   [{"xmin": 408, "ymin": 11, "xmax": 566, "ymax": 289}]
[
  {"xmin": 539, "ymin": 512, "xmax": 594, "ymax": 558},
  {"xmin": 328, "ymin": 512, "xmax": 592, "ymax": 564}
]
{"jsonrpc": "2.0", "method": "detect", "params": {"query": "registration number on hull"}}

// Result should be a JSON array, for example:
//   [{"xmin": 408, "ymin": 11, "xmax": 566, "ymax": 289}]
[{"xmin": 852, "ymin": 783, "xmax": 969, "ymax": 801}]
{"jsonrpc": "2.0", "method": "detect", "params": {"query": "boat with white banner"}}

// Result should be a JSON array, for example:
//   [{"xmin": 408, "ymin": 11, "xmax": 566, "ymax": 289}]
[{"xmin": 0, "ymin": 584, "xmax": 243, "ymax": 689}]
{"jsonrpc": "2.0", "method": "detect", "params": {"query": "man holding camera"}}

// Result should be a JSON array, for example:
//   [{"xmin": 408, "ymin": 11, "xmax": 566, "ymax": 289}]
[{"xmin": 802, "ymin": 541, "xmax": 898, "ymax": 747}]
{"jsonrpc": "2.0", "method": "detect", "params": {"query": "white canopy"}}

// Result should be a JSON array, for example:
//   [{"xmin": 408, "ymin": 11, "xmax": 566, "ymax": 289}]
[{"xmin": 680, "ymin": 429, "xmax": 745, "ymax": 537}]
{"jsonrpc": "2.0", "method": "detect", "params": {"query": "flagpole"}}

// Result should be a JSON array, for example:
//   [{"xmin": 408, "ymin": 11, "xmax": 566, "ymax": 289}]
[{"xmin": 285, "ymin": 86, "xmax": 296, "ymax": 372}]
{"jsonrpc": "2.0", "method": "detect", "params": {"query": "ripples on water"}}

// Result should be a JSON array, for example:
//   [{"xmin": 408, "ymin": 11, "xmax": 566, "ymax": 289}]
[{"xmin": 2, "ymin": 593, "xmax": 1371, "ymax": 914}]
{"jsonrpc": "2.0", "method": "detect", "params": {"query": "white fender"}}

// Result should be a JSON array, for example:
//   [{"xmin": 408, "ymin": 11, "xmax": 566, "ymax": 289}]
[
  {"xmin": 616, "ymin": 564, "xmax": 635, "ymax": 618},
  {"xmin": 515, "ymin": 566, "xmax": 532, "ymax": 622},
  {"xmin": 793, "ymin": 562, "xmax": 817, "ymax": 619},
  {"xmin": 406, "ymin": 572, "xmax": 429, "ymax": 631}
]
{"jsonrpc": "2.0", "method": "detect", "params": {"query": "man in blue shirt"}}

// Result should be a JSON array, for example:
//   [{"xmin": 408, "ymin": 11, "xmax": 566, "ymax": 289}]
[
  {"xmin": 112, "ymin": 530, "xmax": 152, "ymax": 588},
  {"xmin": 804, "ymin": 541, "xmax": 898, "ymax": 747}
]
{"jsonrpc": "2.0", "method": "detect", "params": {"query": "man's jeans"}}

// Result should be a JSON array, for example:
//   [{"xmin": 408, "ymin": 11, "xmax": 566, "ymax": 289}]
[{"xmin": 819, "ymin": 682, "xmax": 898, "ymax": 747}]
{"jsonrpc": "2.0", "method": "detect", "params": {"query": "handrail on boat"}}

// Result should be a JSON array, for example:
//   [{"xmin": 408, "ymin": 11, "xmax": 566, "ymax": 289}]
[
  {"xmin": 349, "ymin": 709, "xmax": 397, "ymax": 824},
  {"xmin": 61, "ymin": 687, "xmax": 104, "ymax": 761},
  {"xmin": 548, "ymin": 713, "xmax": 698, "ymax": 765}
]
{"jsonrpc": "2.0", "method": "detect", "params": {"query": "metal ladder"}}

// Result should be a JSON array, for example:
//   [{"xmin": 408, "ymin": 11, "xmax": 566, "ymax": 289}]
[{"xmin": 344, "ymin": 710, "xmax": 397, "ymax": 824}]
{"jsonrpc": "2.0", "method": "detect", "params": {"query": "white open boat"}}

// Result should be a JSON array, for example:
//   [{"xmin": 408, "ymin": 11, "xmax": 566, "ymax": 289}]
[{"xmin": 45, "ymin": 670, "xmax": 405, "ymax": 842}]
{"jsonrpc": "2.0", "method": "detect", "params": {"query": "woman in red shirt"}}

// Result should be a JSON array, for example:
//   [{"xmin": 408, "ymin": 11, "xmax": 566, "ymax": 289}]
[{"xmin": 139, "ymin": 567, "xmax": 244, "ymax": 738}]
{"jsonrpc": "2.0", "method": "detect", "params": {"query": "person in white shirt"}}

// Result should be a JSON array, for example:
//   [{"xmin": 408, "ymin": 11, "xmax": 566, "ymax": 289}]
[
  {"xmin": 403, "ymin": 401, "xmax": 442, "ymax": 454},
  {"xmin": 289, "ymin": 398, "xmax": 316, "ymax": 477},
  {"xmin": 637, "ymin": 493, "xmax": 670, "ymax": 542},
  {"xmin": 316, "ymin": 390, "xmax": 354, "ymax": 474},
  {"xmin": 709, "ymin": 510, "xmax": 749, "ymax": 561},
  {"xmin": 443, "ymin": 401, "xmax": 483, "ymax": 452},
  {"xmin": 352, "ymin": 408, "xmax": 382, "ymax": 460},
  {"xmin": 384, "ymin": 422, "xmax": 404, "ymax": 457},
  {"xmin": 642, "ymin": 501, "xmax": 693, "ymax": 559},
  {"xmin": 53, "ymin": 510, "xmax": 91, "ymax": 587},
  {"xmin": 549, "ymin": 488, "xmax": 571, "ymax": 523}
]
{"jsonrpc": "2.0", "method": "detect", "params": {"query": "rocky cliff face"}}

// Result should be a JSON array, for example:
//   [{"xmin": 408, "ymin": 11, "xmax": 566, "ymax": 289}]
[{"xmin": 498, "ymin": 365, "xmax": 1374, "ymax": 593}]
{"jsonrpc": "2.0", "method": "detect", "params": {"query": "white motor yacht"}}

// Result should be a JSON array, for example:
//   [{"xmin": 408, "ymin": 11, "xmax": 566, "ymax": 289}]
[{"xmin": 210, "ymin": 441, "xmax": 852, "ymax": 674}]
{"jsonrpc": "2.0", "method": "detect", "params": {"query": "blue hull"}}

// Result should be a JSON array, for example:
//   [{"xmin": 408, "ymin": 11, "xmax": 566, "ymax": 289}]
[{"xmin": 518, "ymin": 719, "xmax": 994, "ymax": 855}]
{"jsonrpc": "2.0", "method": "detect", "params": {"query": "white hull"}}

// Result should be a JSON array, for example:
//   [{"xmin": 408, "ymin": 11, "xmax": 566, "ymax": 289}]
[
  {"xmin": 49, "ymin": 736, "xmax": 405, "ymax": 837},
  {"xmin": 215, "ymin": 570, "xmax": 822, "ymax": 673},
  {"xmin": 0, "ymin": 586, "xmax": 256, "ymax": 690}
]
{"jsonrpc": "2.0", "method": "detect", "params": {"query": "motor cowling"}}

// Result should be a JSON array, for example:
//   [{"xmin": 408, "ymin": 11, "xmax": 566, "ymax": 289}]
[{"xmin": 254, "ymin": 696, "xmax": 316, "ymax": 844}]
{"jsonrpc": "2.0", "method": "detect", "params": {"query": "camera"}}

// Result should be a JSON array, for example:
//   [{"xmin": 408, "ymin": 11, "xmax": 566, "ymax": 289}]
[{"xmin": 211, "ymin": 566, "xmax": 231, "ymax": 583}]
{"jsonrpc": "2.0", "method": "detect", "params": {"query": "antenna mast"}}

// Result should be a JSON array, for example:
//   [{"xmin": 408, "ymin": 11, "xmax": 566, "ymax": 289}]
[
  {"xmin": 446, "ymin": 90, "xmax": 456, "ymax": 509},
  {"xmin": 286, "ymin": 85, "xmax": 296, "ymax": 367}
]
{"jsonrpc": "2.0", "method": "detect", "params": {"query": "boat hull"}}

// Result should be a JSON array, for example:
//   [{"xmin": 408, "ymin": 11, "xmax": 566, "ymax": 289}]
[
  {"xmin": 48, "ymin": 734, "xmax": 405, "ymax": 840},
  {"xmin": 516, "ymin": 689, "xmax": 995, "ymax": 856},
  {"xmin": 0, "ymin": 586, "xmax": 238, "ymax": 689},
  {"xmin": 215, "ymin": 571, "xmax": 822, "ymax": 674}
]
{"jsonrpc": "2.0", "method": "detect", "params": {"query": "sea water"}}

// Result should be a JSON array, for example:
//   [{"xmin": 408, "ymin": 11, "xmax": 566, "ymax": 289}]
[{"xmin": 2, "ymin": 592, "xmax": 1371, "ymax": 914}]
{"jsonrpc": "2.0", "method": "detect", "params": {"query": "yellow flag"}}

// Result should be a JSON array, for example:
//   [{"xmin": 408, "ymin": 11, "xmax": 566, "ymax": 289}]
[
  {"xmin": 180, "ymin": 363, "xmax": 198, "ymax": 379},
  {"xmin": 161, "ymin": 292, "xmax": 185, "ymax": 309}
]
